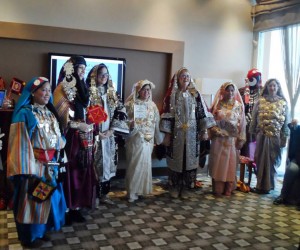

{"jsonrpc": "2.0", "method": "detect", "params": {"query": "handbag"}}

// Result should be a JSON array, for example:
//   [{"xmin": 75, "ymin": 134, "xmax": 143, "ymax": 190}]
[
  {"xmin": 27, "ymin": 177, "xmax": 56, "ymax": 203},
  {"xmin": 87, "ymin": 105, "xmax": 108, "ymax": 124}
]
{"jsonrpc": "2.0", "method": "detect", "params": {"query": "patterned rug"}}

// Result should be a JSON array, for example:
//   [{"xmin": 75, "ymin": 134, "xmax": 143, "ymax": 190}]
[{"xmin": 0, "ymin": 173, "xmax": 299, "ymax": 250}]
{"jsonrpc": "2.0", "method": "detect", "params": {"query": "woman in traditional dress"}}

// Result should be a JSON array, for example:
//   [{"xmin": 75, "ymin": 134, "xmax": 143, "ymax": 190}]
[
  {"xmin": 208, "ymin": 82, "xmax": 246, "ymax": 196},
  {"xmin": 160, "ymin": 67, "xmax": 216, "ymax": 199},
  {"xmin": 7, "ymin": 77, "xmax": 66, "ymax": 248},
  {"xmin": 53, "ymin": 55, "xmax": 95, "ymax": 224},
  {"xmin": 124, "ymin": 80, "xmax": 164, "ymax": 202},
  {"xmin": 249, "ymin": 78, "xmax": 289, "ymax": 194},
  {"xmin": 86, "ymin": 63, "xmax": 128, "ymax": 205}
]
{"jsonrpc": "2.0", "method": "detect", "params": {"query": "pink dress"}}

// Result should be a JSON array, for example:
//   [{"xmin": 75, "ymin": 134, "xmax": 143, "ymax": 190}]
[{"xmin": 209, "ymin": 100, "xmax": 246, "ymax": 186}]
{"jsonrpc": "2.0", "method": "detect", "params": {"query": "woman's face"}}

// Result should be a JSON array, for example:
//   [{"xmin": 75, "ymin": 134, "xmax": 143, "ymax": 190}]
[
  {"xmin": 97, "ymin": 67, "xmax": 109, "ymax": 86},
  {"xmin": 32, "ymin": 82, "xmax": 51, "ymax": 106},
  {"xmin": 223, "ymin": 85, "xmax": 235, "ymax": 101},
  {"xmin": 267, "ymin": 80, "xmax": 279, "ymax": 96},
  {"xmin": 138, "ymin": 84, "xmax": 151, "ymax": 101},
  {"xmin": 178, "ymin": 70, "xmax": 190, "ymax": 91},
  {"xmin": 76, "ymin": 64, "xmax": 86, "ymax": 80}
]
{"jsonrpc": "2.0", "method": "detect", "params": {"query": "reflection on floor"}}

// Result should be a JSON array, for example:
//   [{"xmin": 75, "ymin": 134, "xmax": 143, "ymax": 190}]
[{"xmin": 0, "ymin": 173, "xmax": 299, "ymax": 250}]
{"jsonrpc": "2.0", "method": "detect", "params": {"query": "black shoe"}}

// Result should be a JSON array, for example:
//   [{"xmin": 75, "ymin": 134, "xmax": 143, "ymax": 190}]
[
  {"xmin": 251, "ymin": 188, "xmax": 269, "ymax": 194},
  {"xmin": 273, "ymin": 196, "xmax": 287, "ymax": 205},
  {"xmin": 70, "ymin": 209, "xmax": 86, "ymax": 223},
  {"xmin": 64, "ymin": 212, "xmax": 72, "ymax": 226},
  {"xmin": 21, "ymin": 239, "xmax": 43, "ymax": 248},
  {"xmin": 41, "ymin": 233, "xmax": 51, "ymax": 241}
]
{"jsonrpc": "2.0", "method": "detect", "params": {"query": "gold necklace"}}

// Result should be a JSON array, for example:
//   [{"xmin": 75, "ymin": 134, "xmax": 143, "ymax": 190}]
[{"xmin": 220, "ymin": 100, "xmax": 234, "ymax": 110}]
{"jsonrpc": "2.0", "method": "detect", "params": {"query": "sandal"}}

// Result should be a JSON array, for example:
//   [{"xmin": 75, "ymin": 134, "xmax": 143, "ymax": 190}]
[
  {"xmin": 195, "ymin": 180, "xmax": 203, "ymax": 188},
  {"xmin": 236, "ymin": 181, "xmax": 250, "ymax": 193}
]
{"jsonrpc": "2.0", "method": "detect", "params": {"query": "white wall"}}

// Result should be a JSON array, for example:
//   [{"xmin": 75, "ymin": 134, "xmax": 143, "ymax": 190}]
[{"xmin": 0, "ymin": 0, "xmax": 253, "ymax": 88}]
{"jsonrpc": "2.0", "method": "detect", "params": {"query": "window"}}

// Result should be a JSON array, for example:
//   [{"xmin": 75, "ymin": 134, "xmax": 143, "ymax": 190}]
[
  {"xmin": 256, "ymin": 25, "xmax": 300, "ymax": 174},
  {"xmin": 257, "ymin": 25, "xmax": 300, "ymax": 120}
]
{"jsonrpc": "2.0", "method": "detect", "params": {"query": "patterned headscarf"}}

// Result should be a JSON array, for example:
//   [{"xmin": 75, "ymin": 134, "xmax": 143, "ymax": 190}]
[
  {"xmin": 86, "ymin": 64, "xmax": 117, "ymax": 106},
  {"xmin": 57, "ymin": 55, "xmax": 87, "ymax": 85},
  {"xmin": 54, "ymin": 55, "xmax": 89, "ymax": 130},
  {"xmin": 161, "ymin": 67, "xmax": 198, "ymax": 118},
  {"xmin": 13, "ymin": 77, "xmax": 50, "ymax": 117},
  {"xmin": 211, "ymin": 82, "xmax": 245, "ymax": 114},
  {"xmin": 125, "ymin": 79, "xmax": 155, "ymax": 103},
  {"xmin": 12, "ymin": 77, "xmax": 62, "ymax": 137},
  {"xmin": 86, "ymin": 63, "xmax": 112, "ymax": 88}
]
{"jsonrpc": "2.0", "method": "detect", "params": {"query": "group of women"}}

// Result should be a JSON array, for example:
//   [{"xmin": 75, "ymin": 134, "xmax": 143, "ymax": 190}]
[{"xmin": 6, "ymin": 54, "xmax": 290, "ymax": 248}]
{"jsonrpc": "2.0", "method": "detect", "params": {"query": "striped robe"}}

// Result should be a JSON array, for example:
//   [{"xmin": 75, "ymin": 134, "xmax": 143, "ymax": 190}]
[{"xmin": 7, "ymin": 106, "xmax": 66, "ymax": 224}]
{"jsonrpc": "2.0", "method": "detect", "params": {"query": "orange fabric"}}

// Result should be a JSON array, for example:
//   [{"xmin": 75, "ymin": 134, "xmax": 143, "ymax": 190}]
[
  {"xmin": 236, "ymin": 180, "xmax": 250, "ymax": 193},
  {"xmin": 239, "ymin": 156, "xmax": 252, "ymax": 164}
]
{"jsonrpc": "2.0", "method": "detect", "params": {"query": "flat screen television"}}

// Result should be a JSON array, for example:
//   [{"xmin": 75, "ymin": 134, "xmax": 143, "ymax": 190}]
[{"xmin": 48, "ymin": 53, "xmax": 126, "ymax": 100}]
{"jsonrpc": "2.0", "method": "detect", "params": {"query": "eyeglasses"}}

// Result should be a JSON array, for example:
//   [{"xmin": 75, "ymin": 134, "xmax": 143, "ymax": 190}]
[
  {"xmin": 99, "ymin": 73, "xmax": 109, "ymax": 78},
  {"xmin": 180, "ymin": 74, "xmax": 190, "ymax": 79}
]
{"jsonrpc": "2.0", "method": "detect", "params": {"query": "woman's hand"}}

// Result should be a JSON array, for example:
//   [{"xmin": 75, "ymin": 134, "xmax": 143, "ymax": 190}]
[
  {"xmin": 98, "ymin": 132, "xmax": 107, "ymax": 140},
  {"xmin": 104, "ymin": 130, "xmax": 114, "ymax": 137},
  {"xmin": 99, "ymin": 130, "xmax": 114, "ymax": 140},
  {"xmin": 210, "ymin": 126, "xmax": 226, "ymax": 138},
  {"xmin": 78, "ymin": 123, "xmax": 93, "ymax": 133},
  {"xmin": 200, "ymin": 130, "xmax": 209, "ymax": 141},
  {"xmin": 70, "ymin": 121, "xmax": 93, "ymax": 133}
]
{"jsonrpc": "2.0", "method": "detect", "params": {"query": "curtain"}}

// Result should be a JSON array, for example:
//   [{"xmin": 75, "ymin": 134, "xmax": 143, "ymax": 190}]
[
  {"xmin": 281, "ymin": 24, "xmax": 300, "ymax": 119},
  {"xmin": 252, "ymin": 0, "xmax": 300, "ymax": 32}
]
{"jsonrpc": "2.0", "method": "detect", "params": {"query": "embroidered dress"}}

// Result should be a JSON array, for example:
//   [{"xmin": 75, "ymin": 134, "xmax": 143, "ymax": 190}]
[
  {"xmin": 86, "ymin": 64, "xmax": 128, "ymax": 201},
  {"xmin": 250, "ymin": 96, "xmax": 289, "ymax": 192},
  {"xmin": 209, "ymin": 99, "xmax": 246, "ymax": 194},
  {"xmin": 7, "ymin": 77, "xmax": 66, "ymax": 244},
  {"xmin": 160, "ymin": 68, "xmax": 216, "ymax": 194},
  {"xmin": 93, "ymin": 89, "xmax": 119, "ymax": 192},
  {"xmin": 162, "ymin": 90, "xmax": 212, "ymax": 172},
  {"xmin": 125, "ymin": 86, "xmax": 164, "ymax": 200},
  {"xmin": 53, "ymin": 56, "xmax": 96, "ymax": 210},
  {"xmin": 125, "ymin": 80, "xmax": 164, "ymax": 202}
]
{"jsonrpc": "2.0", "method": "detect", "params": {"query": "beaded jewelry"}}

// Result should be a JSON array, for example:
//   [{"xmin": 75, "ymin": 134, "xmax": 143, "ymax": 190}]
[{"xmin": 61, "ymin": 62, "xmax": 77, "ymax": 102}]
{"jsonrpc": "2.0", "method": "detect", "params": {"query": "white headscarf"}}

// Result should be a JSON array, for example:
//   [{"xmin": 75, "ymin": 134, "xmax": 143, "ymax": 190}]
[{"xmin": 125, "ymin": 79, "xmax": 155, "ymax": 103}]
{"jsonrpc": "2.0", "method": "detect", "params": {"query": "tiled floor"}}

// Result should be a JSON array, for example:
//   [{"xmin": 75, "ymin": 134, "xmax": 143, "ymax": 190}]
[{"xmin": 0, "ymin": 173, "xmax": 299, "ymax": 250}]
